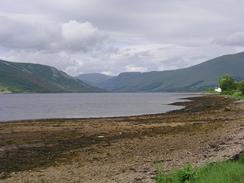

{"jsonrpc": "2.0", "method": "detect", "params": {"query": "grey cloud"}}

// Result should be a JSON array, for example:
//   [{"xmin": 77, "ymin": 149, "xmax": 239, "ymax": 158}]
[
  {"xmin": 0, "ymin": 14, "xmax": 107, "ymax": 53},
  {"xmin": 0, "ymin": 0, "xmax": 244, "ymax": 75},
  {"xmin": 214, "ymin": 31, "xmax": 244, "ymax": 47},
  {"xmin": 60, "ymin": 20, "xmax": 107, "ymax": 52},
  {"xmin": 0, "ymin": 14, "xmax": 60, "ymax": 50}
]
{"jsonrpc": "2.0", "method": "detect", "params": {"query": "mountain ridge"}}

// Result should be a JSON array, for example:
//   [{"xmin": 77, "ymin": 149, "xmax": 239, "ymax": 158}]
[
  {"xmin": 2, "ymin": 51, "xmax": 244, "ymax": 93},
  {"xmin": 0, "ymin": 59, "xmax": 101, "ymax": 93},
  {"xmin": 89, "ymin": 51, "xmax": 244, "ymax": 92},
  {"xmin": 77, "ymin": 73, "xmax": 114, "ymax": 86}
]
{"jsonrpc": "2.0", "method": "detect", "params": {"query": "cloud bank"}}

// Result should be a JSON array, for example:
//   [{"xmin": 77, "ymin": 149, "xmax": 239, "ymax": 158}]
[{"xmin": 0, "ymin": 0, "xmax": 244, "ymax": 76}]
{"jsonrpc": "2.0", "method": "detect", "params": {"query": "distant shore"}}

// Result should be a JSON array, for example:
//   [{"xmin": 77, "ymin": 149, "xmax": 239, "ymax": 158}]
[
  {"xmin": 0, "ymin": 95, "xmax": 243, "ymax": 183},
  {"xmin": 0, "ymin": 91, "xmax": 11, "ymax": 94}
]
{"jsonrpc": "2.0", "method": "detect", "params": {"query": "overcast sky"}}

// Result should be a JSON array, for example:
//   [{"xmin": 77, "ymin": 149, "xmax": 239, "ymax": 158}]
[{"xmin": 1, "ymin": 0, "xmax": 244, "ymax": 76}]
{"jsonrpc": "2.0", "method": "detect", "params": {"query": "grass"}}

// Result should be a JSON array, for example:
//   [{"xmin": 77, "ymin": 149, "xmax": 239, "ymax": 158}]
[
  {"xmin": 0, "ymin": 86, "xmax": 11, "ymax": 93},
  {"xmin": 221, "ymin": 90, "xmax": 244, "ymax": 100},
  {"xmin": 155, "ymin": 154, "xmax": 244, "ymax": 183},
  {"xmin": 230, "ymin": 91, "xmax": 244, "ymax": 100}
]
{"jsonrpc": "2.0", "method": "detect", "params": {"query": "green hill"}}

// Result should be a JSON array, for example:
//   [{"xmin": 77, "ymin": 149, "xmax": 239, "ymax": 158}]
[
  {"xmin": 97, "ymin": 52, "xmax": 244, "ymax": 92},
  {"xmin": 77, "ymin": 73, "xmax": 114, "ymax": 86},
  {"xmin": 0, "ymin": 60, "xmax": 101, "ymax": 93}
]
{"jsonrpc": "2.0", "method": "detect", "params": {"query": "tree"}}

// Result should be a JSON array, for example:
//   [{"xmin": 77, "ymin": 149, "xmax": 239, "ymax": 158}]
[
  {"xmin": 238, "ymin": 80, "xmax": 244, "ymax": 94},
  {"xmin": 219, "ymin": 74, "xmax": 236, "ymax": 91}
]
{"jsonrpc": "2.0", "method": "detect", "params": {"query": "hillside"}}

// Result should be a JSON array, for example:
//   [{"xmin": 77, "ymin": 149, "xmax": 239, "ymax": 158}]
[
  {"xmin": 96, "ymin": 52, "xmax": 244, "ymax": 92},
  {"xmin": 0, "ymin": 60, "xmax": 101, "ymax": 93},
  {"xmin": 77, "ymin": 73, "xmax": 114, "ymax": 86}
]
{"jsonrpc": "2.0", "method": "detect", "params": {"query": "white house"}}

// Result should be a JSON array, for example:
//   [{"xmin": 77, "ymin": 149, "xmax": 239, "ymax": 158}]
[{"xmin": 215, "ymin": 87, "xmax": 222, "ymax": 93}]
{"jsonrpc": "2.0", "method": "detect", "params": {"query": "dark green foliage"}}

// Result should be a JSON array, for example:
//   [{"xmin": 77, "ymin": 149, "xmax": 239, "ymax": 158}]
[
  {"xmin": 218, "ymin": 74, "xmax": 244, "ymax": 99},
  {"xmin": 219, "ymin": 74, "xmax": 236, "ymax": 91},
  {"xmin": 238, "ymin": 81, "xmax": 244, "ymax": 94},
  {"xmin": 0, "ymin": 60, "xmax": 101, "ymax": 93},
  {"xmin": 177, "ymin": 164, "xmax": 196, "ymax": 183}
]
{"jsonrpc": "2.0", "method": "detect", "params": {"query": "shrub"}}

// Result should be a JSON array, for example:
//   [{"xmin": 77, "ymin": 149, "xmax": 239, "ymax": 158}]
[
  {"xmin": 238, "ymin": 81, "xmax": 244, "ymax": 94},
  {"xmin": 177, "ymin": 164, "xmax": 196, "ymax": 183},
  {"xmin": 155, "ymin": 168, "xmax": 172, "ymax": 183},
  {"xmin": 219, "ymin": 74, "xmax": 236, "ymax": 91}
]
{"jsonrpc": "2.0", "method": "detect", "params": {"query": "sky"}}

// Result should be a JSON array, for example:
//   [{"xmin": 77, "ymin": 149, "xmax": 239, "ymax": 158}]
[{"xmin": 1, "ymin": 0, "xmax": 244, "ymax": 76}]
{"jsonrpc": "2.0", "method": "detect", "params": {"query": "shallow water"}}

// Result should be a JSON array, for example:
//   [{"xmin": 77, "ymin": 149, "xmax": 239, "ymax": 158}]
[{"xmin": 0, "ymin": 93, "xmax": 198, "ymax": 121}]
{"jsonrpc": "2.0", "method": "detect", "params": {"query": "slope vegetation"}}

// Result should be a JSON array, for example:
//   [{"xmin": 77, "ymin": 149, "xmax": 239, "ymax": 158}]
[
  {"xmin": 98, "ymin": 52, "xmax": 244, "ymax": 92},
  {"xmin": 0, "ymin": 60, "xmax": 100, "ymax": 93}
]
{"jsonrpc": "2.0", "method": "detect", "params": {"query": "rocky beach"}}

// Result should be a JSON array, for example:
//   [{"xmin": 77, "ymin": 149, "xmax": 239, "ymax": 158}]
[{"xmin": 0, "ymin": 95, "xmax": 244, "ymax": 183}]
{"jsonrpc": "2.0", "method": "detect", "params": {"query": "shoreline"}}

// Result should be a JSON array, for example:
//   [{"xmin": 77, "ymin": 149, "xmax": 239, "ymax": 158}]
[{"xmin": 0, "ymin": 94, "xmax": 244, "ymax": 183}]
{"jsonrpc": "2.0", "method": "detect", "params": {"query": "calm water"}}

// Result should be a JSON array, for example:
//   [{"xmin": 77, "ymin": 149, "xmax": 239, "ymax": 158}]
[{"xmin": 0, "ymin": 93, "xmax": 198, "ymax": 122}]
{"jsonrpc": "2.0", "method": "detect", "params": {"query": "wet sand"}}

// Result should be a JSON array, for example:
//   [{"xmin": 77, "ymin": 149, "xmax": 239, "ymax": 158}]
[{"xmin": 0, "ymin": 95, "xmax": 244, "ymax": 183}]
